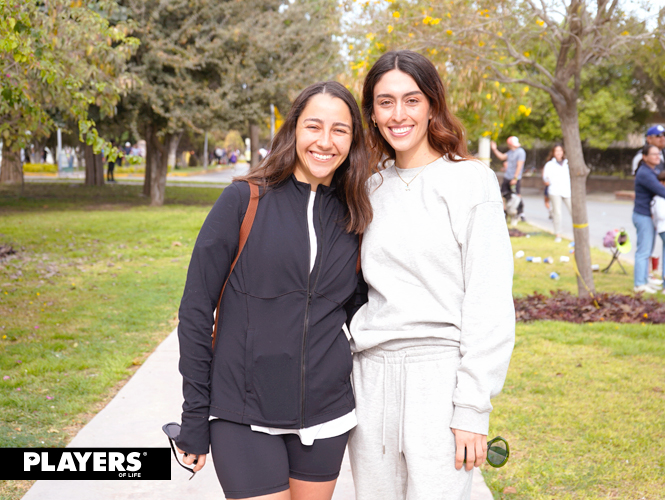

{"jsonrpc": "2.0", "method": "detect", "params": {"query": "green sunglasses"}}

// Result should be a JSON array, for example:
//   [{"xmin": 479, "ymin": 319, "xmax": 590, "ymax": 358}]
[{"xmin": 464, "ymin": 436, "xmax": 510, "ymax": 468}]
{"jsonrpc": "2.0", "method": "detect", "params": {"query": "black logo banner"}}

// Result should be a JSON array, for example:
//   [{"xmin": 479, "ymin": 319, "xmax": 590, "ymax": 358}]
[{"xmin": 0, "ymin": 448, "xmax": 171, "ymax": 480}]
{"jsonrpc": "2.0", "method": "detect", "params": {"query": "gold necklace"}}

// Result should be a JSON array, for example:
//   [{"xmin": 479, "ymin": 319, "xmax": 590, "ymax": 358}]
[{"xmin": 394, "ymin": 162, "xmax": 429, "ymax": 191}]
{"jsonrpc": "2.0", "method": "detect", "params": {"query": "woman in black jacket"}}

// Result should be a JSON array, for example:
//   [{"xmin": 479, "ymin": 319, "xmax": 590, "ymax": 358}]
[{"xmin": 175, "ymin": 81, "xmax": 372, "ymax": 500}]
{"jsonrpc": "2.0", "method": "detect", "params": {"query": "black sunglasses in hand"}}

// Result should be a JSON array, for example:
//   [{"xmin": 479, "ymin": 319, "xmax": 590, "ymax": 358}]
[
  {"xmin": 464, "ymin": 436, "xmax": 509, "ymax": 468},
  {"xmin": 162, "ymin": 422, "xmax": 198, "ymax": 480}
]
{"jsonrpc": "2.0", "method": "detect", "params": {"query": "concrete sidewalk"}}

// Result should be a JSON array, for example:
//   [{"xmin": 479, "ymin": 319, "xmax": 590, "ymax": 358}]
[{"xmin": 22, "ymin": 329, "xmax": 494, "ymax": 500}]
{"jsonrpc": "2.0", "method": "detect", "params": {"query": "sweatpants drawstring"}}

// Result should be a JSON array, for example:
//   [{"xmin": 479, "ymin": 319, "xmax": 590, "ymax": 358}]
[{"xmin": 398, "ymin": 353, "xmax": 406, "ymax": 455}]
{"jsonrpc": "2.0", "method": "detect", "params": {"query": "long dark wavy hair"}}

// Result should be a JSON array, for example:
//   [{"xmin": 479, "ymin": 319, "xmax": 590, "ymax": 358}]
[
  {"xmin": 236, "ymin": 81, "xmax": 372, "ymax": 234},
  {"xmin": 362, "ymin": 50, "xmax": 470, "ymax": 169}
]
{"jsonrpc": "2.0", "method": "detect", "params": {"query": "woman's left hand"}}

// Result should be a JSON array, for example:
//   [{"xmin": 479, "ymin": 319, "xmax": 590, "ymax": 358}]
[{"xmin": 452, "ymin": 428, "xmax": 487, "ymax": 471}]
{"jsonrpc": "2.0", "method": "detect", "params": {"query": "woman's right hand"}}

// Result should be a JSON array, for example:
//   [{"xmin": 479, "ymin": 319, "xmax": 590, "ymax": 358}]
[{"xmin": 176, "ymin": 445, "xmax": 207, "ymax": 472}]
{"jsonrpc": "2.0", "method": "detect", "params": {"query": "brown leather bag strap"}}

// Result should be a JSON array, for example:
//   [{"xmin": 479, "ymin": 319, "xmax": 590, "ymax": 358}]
[
  {"xmin": 356, "ymin": 233, "xmax": 362, "ymax": 274},
  {"xmin": 212, "ymin": 183, "xmax": 259, "ymax": 348}
]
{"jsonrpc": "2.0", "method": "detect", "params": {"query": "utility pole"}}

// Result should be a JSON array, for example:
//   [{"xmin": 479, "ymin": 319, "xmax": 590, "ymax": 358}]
[{"xmin": 203, "ymin": 131, "xmax": 209, "ymax": 169}]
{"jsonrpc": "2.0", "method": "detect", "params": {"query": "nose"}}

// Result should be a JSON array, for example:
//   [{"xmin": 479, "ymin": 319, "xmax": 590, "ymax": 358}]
[
  {"xmin": 316, "ymin": 128, "xmax": 333, "ymax": 150},
  {"xmin": 392, "ymin": 101, "xmax": 406, "ymax": 122}
]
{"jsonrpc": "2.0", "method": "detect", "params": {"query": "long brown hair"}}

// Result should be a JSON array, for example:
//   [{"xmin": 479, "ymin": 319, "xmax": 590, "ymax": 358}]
[
  {"xmin": 362, "ymin": 50, "xmax": 470, "ymax": 169},
  {"xmin": 545, "ymin": 143, "xmax": 566, "ymax": 163},
  {"xmin": 237, "ymin": 81, "xmax": 372, "ymax": 234}
]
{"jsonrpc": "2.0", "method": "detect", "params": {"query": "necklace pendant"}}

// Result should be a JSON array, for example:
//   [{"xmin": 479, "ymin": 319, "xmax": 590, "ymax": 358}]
[{"xmin": 405, "ymin": 186, "xmax": 410, "ymax": 191}]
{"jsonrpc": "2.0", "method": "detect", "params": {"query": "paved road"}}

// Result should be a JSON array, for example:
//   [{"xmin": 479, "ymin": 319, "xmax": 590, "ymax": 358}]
[
  {"xmin": 21, "ymin": 329, "xmax": 494, "ymax": 500},
  {"xmin": 520, "ymin": 187, "xmax": 638, "ymax": 264}
]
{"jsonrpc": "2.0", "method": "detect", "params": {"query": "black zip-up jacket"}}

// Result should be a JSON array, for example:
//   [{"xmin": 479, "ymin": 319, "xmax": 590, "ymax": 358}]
[{"xmin": 176, "ymin": 177, "xmax": 361, "ymax": 454}]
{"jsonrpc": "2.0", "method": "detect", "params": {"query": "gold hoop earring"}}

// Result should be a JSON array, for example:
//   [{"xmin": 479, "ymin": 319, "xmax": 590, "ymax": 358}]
[{"xmin": 372, "ymin": 119, "xmax": 377, "ymax": 128}]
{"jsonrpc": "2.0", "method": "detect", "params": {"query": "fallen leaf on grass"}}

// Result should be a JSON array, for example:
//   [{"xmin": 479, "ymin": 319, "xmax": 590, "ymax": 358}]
[
  {"xmin": 503, "ymin": 486, "xmax": 517, "ymax": 494},
  {"xmin": 653, "ymin": 387, "xmax": 663, "ymax": 393},
  {"xmin": 47, "ymin": 428, "xmax": 59, "ymax": 433},
  {"xmin": 171, "ymin": 241, "xmax": 182, "ymax": 247}
]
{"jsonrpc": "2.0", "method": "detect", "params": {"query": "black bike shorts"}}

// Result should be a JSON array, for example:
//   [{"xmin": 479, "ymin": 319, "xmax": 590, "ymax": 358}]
[{"xmin": 209, "ymin": 418, "xmax": 349, "ymax": 499}]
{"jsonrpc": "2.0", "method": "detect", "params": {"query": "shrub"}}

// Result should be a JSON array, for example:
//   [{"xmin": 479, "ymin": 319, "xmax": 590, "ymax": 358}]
[{"xmin": 23, "ymin": 163, "xmax": 58, "ymax": 173}]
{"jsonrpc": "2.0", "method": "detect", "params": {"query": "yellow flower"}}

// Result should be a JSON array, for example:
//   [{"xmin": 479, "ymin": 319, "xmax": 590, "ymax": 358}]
[
  {"xmin": 486, "ymin": 93, "xmax": 491, "ymax": 99},
  {"xmin": 536, "ymin": 19, "xmax": 544, "ymax": 26},
  {"xmin": 366, "ymin": 32, "xmax": 375, "ymax": 41},
  {"xmin": 644, "ymin": 313, "xmax": 648, "ymax": 318},
  {"xmin": 431, "ymin": 18, "xmax": 441, "ymax": 25},
  {"xmin": 387, "ymin": 25, "xmax": 393, "ymax": 33},
  {"xmin": 482, "ymin": 131, "xmax": 492, "ymax": 137},
  {"xmin": 392, "ymin": 11, "xmax": 400, "ymax": 18},
  {"xmin": 523, "ymin": 86, "xmax": 530, "ymax": 93},
  {"xmin": 519, "ymin": 104, "xmax": 527, "ymax": 113},
  {"xmin": 349, "ymin": 44, "xmax": 354, "ymax": 50},
  {"xmin": 446, "ymin": 29, "xmax": 453, "ymax": 35},
  {"xmin": 408, "ymin": 32, "xmax": 414, "ymax": 37},
  {"xmin": 501, "ymin": 87, "xmax": 506, "ymax": 93},
  {"xmin": 500, "ymin": 123, "xmax": 504, "ymax": 127},
  {"xmin": 497, "ymin": 31, "xmax": 502, "ymax": 37},
  {"xmin": 478, "ymin": 41, "xmax": 485, "ymax": 47},
  {"xmin": 423, "ymin": 15, "xmax": 432, "ymax": 25},
  {"xmin": 494, "ymin": 81, "xmax": 499, "ymax": 87},
  {"xmin": 447, "ymin": 12, "xmax": 451, "ymax": 18},
  {"xmin": 523, "ymin": 51, "xmax": 530, "ymax": 57},
  {"xmin": 621, "ymin": 30, "xmax": 629, "ymax": 36}
]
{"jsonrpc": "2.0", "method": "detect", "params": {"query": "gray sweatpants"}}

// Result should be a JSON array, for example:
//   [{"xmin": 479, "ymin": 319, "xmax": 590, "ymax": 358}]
[{"xmin": 349, "ymin": 344, "xmax": 472, "ymax": 500}]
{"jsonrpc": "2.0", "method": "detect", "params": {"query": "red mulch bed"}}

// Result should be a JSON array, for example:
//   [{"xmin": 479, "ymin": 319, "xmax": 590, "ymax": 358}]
[{"xmin": 514, "ymin": 291, "xmax": 665, "ymax": 323}]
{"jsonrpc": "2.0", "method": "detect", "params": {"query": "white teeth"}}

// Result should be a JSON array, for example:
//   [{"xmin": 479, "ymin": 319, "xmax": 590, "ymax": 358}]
[
  {"xmin": 391, "ymin": 126, "xmax": 413, "ymax": 134},
  {"xmin": 311, "ymin": 152, "xmax": 333, "ymax": 161}
]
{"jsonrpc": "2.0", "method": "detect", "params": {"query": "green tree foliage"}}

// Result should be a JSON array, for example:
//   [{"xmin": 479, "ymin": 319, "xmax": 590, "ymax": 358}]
[
  {"xmin": 0, "ymin": 0, "xmax": 138, "ymax": 184},
  {"xmin": 120, "ymin": 0, "xmax": 342, "ymax": 205}
]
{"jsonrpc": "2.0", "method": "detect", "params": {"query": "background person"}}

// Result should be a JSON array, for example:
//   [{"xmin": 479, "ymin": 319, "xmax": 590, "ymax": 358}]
[
  {"xmin": 491, "ymin": 136, "xmax": 526, "ymax": 221},
  {"xmin": 631, "ymin": 125, "xmax": 665, "ymax": 175},
  {"xmin": 542, "ymin": 144, "xmax": 571, "ymax": 242},
  {"xmin": 651, "ymin": 170, "xmax": 665, "ymax": 287},
  {"xmin": 632, "ymin": 144, "xmax": 665, "ymax": 293},
  {"xmin": 174, "ymin": 81, "xmax": 373, "ymax": 500},
  {"xmin": 350, "ymin": 50, "xmax": 515, "ymax": 500}
]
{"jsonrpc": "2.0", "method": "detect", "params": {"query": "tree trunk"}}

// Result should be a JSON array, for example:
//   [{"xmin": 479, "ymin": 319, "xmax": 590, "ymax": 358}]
[
  {"xmin": 145, "ymin": 125, "xmax": 170, "ymax": 206},
  {"xmin": 83, "ymin": 143, "xmax": 105, "ymax": 186},
  {"xmin": 167, "ymin": 132, "xmax": 182, "ymax": 168},
  {"xmin": 552, "ymin": 97, "xmax": 595, "ymax": 297},
  {"xmin": 0, "ymin": 143, "xmax": 23, "ymax": 184},
  {"xmin": 249, "ymin": 122, "xmax": 260, "ymax": 168},
  {"xmin": 143, "ymin": 142, "xmax": 152, "ymax": 197}
]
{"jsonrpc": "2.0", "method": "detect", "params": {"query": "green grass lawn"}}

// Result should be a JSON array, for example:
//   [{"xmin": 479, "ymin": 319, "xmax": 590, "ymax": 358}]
[
  {"xmin": 484, "ymin": 321, "xmax": 665, "ymax": 499},
  {"xmin": 1, "ymin": 184, "xmax": 663, "ymax": 499}
]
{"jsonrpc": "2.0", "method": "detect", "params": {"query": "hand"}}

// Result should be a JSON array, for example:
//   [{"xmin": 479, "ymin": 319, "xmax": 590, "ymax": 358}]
[
  {"xmin": 452, "ymin": 428, "xmax": 487, "ymax": 471},
  {"xmin": 510, "ymin": 178, "xmax": 517, "ymax": 186},
  {"xmin": 490, "ymin": 141, "xmax": 497, "ymax": 149},
  {"xmin": 176, "ymin": 445, "xmax": 207, "ymax": 472}
]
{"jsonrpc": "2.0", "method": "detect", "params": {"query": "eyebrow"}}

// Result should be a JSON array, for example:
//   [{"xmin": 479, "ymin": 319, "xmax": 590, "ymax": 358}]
[
  {"xmin": 375, "ymin": 90, "xmax": 424, "ymax": 99},
  {"xmin": 303, "ymin": 117, "xmax": 351, "ymax": 129}
]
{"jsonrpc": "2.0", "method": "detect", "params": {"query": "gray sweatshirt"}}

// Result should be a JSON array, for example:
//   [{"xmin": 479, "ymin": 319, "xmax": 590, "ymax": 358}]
[{"xmin": 350, "ymin": 157, "xmax": 515, "ymax": 435}]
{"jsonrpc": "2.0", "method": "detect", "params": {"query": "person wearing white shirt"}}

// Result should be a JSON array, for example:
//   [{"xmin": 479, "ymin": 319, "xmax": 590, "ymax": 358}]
[
  {"xmin": 651, "ymin": 169, "xmax": 665, "ymax": 285},
  {"xmin": 542, "ymin": 144, "xmax": 571, "ymax": 242}
]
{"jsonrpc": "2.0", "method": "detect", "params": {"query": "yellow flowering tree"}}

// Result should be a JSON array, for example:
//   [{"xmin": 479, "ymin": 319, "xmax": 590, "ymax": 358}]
[{"xmin": 344, "ymin": 0, "xmax": 663, "ymax": 298}]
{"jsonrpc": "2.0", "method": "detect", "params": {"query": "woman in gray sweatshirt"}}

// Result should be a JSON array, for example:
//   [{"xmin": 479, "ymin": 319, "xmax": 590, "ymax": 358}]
[{"xmin": 348, "ymin": 50, "xmax": 515, "ymax": 500}]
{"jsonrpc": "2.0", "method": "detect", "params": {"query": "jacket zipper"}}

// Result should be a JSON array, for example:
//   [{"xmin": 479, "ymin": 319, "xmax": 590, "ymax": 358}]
[{"xmin": 300, "ymin": 188, "xmax": 325, "ymax": 428}]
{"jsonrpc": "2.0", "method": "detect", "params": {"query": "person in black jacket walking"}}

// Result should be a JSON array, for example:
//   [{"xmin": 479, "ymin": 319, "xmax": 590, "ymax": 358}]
[{"xmin": 175, "ymin": 81, "xmax": 373, "ymax": 500}]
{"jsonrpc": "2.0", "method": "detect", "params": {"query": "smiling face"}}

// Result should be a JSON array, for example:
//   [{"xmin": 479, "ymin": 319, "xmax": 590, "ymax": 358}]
[
  {"xmin": 553, "ymin": 146, "xmax": 564, "ymax": 162},
  {"xmin": 371, "ymin": 69, "xmax": 435, "ymax": 167},
  {"xmin": 293, "ymin": 93, "xmax": 353, "ymax": 190}
]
